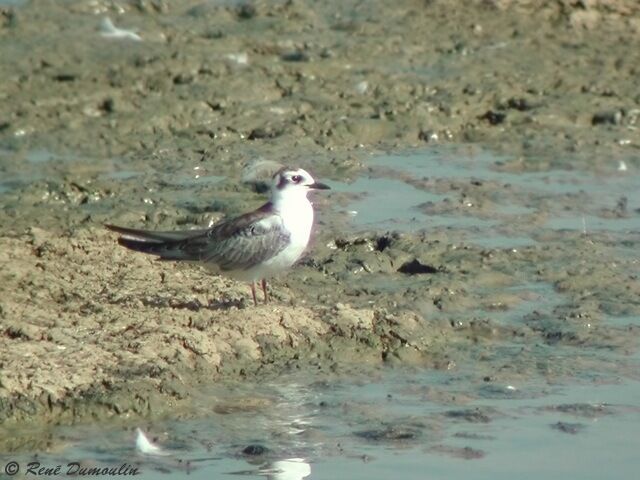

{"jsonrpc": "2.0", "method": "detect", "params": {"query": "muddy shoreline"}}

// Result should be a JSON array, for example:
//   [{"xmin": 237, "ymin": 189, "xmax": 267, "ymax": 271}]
[{"xmin": 1, "ymin": 0, "xmax": 639, "ymax": 447}]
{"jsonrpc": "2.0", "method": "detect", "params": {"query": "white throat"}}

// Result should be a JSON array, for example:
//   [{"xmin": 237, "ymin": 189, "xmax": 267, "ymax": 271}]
[
  {"xmin": 271, "ymin": 186, "xmax": 310, "ymax": 211},
  {"xmin": 271, "ymin": 187, "xmax": 314, "ymax": 250}
]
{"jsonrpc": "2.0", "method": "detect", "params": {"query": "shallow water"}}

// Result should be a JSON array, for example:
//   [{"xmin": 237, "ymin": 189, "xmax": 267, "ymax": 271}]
[
  {"xmin": 330, "ymin": 176, "xmax": 443, "ymax": 230},
  {"xmin": 333, "ymin": 148, "xmax": 639, "ymax": 249},
  {"xmin": 6, "ymin": 368, "xmax": 640, "ymax": 479}
]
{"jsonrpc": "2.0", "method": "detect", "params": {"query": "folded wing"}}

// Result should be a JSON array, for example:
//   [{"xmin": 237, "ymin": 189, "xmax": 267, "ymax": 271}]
[{"xmin": 105, "ymin": 210, "xmax": 290, "ymax": 271}]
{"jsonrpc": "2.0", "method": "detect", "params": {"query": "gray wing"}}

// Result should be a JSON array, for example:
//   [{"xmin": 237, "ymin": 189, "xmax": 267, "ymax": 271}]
[
  {"xmin": 153, "ymin": 212, "xmax": 290, "ymax": 271},
  {"xmin": 197, "ymin": 215, "xmax": 291, "ymax": 271},
  {"xmin": 106, "ymin": 207, "xmax": 291, "ymax": 270}
]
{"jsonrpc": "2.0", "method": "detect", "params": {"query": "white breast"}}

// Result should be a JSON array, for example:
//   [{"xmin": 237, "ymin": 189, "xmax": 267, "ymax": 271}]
[
  {"xmin": 235, "ymin": 197, "xmax": 314, "ymax": 282},
  {"xmin": 262, "ymin": 198, "xmax": 313, "ymax": 274},
  {"xmin": 280, "ymin": 198, "xmax": 314, "ymax": 251}
]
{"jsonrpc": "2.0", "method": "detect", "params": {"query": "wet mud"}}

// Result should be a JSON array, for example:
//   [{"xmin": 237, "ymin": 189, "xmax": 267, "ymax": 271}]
[{"xmin": 1, "ymin": 0, "xmax": 639, "ymax": 449}]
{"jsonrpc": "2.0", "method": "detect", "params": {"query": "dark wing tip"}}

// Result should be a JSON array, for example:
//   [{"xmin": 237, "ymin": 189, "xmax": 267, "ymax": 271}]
[
  {"xmin": 104, "ymin": 223, "xmax": 164, "ymax": 243},
  {"xmin": 117, "ymin": 237, "xmax": 154, "ymax": 251},
  {"xmin": 104, "ymin": 223, "xmax": 136, "ymax": 235}
]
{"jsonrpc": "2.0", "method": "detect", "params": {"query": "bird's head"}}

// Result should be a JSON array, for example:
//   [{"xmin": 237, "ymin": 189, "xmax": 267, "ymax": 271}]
[{"xmin": 270, "ymin": 167, "xmax": 330, "ymax": 202}]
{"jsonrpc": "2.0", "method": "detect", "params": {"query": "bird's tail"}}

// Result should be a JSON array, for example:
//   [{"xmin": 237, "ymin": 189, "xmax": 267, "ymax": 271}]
[{"xmin": 105, "ymin": 224, "xmax": 208, "ymax": 261}]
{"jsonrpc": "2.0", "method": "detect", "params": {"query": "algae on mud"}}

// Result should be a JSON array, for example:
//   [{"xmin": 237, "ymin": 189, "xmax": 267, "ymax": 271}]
[{"xmin": 1, "ymin": 0, "xmax": 640, "ymax": 448}]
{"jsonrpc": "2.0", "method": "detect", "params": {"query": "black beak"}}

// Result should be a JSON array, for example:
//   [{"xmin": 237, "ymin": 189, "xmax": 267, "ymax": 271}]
[{"xmin": 308, "ymin": 182, "xmax": 330, "ymax": 190}]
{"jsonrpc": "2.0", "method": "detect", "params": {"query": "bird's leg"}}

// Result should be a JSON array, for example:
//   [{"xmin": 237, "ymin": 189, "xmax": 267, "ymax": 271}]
[
  {"xmin": 261, "ymin": 279, "xmax": 269, "ymax": 303},
  {"xmin": 250, "ymin": 282, "xmax": 258, "ymax": 306}
]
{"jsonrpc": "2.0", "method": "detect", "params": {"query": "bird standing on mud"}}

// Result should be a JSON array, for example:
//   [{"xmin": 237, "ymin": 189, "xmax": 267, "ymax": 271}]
[{"xmin": 106, "ymin": 167, "xmax": 330, "ymax": 305}]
